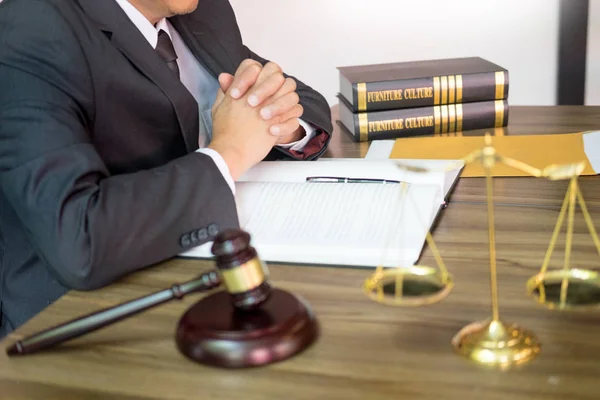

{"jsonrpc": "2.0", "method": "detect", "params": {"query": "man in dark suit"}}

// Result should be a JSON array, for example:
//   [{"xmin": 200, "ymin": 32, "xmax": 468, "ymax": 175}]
[{"xmin": 0, "ymin": 0, "xmax": 332, "ymax": 337}]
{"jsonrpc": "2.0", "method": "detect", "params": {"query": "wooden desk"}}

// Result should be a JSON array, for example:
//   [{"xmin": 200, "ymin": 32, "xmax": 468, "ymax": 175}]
[{"xmin": 1, "ymin": 106, "xmax": 600, "ymax": 400}]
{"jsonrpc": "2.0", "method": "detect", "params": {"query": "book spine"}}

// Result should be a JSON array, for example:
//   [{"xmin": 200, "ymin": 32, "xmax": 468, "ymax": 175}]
[
  {"xmin": 351, "ymin": 99, "xmax": 508, "ymax": 142},
  {"xmin": 351, "ymin": 71, "xmax": 508, "ymax": 112}
]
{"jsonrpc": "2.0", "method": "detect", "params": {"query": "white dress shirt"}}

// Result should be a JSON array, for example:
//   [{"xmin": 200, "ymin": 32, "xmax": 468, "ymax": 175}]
[{"xmin": 114, "ymin": 0, "xmax": 316, "ymax": 194}]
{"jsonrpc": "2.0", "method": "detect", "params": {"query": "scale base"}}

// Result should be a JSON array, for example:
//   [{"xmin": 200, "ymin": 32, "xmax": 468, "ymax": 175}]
[
  {"xmin": 175, "ymin": 288, "xmax": 318, "ymax": 368},
  {"xmin": 451, "ymin": 319, "xmax": 540, "ymax": 368}
]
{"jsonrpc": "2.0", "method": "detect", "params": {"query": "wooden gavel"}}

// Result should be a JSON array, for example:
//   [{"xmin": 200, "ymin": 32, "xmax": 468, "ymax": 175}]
[{"xmin": 6, "ymin": 229, "xmax": 318, "ymax": 368}]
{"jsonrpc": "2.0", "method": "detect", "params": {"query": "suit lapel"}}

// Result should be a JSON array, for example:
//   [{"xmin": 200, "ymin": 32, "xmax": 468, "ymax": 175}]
[
  {"xmin": 76, "ymin": 0, "xmax": 199, "ymax": 152},
  {"xmin": 169, "ymin": 16, "xmax": 235, "ymax": 77}
]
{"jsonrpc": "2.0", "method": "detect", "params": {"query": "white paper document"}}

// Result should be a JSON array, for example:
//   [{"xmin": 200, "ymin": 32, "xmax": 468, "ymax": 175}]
[{"xmin": 179, "ymin": 159, "xmax": 462, "ymax": 268}]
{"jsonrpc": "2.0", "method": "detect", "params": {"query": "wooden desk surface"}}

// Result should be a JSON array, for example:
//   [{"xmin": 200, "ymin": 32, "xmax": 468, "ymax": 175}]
[{"xmin": 1, "ymin": 106, "xmax": 600, "ymax": 400}]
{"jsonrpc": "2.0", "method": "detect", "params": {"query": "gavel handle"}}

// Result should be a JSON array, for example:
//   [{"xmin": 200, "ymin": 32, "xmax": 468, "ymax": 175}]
[{"xmin": 6, "ymin": 270, "xmax": 222, "ymax": 356}]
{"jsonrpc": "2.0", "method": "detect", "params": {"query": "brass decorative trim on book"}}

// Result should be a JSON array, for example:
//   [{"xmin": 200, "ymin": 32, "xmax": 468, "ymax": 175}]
[
  {"xmin": 433, "ymin": 77, "xmax": 441, "ymax": 105},
  {"xmin": 449, "ymin": 103, "xmax": 456, "ymax": 133},
  {"xmin": 494, "ymin": 100, "xmax": 504, "ymax": 127},
  {"xmin": 441, "ymin": 76, "xmax": 448, "ymax": 105},
  {"xmin": 495, "ymin": 71, "xmax": 505, "ymax": 100},
  {"xmin": 434, "ymin": 105, "xmax": 441, "ymax": 134},
  {"xmin": 358, "ymin": 112, "xmax": 369, "ymax": 141},
  {"xmin": 448, "ymin": 75, "xmax": 456, "ymax": 104},
  {"xmin": 434, "ymin": 104, "xmax": 463, "ymax": 134},
  {"xmin": 441, "ymin": 105, "xmax": 448, "ymax": 133},
  {"xmin": 456, "ymin": 75, "xmax": 463, "ymax": 103},
  {"xmin": 357, "ymin": 83, "xmax": 367, "ymax": 111}
]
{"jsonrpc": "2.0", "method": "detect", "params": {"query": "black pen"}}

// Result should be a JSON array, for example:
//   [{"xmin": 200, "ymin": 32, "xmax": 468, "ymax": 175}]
[{"xmin": 305, "ymin": 176, "xmax": 402, "ymax": 184}]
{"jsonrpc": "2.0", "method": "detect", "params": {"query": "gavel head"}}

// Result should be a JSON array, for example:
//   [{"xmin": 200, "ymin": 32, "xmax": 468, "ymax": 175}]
[{"xmin": 210, "ymin": 229, "xmax": 272, "ymax": 311}]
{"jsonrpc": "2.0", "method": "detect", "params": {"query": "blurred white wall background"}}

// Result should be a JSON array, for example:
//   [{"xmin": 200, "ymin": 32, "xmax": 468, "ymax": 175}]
[
  {"xmin": 0, "ymin": 0, "xmax": 597, "ymax": 105},
  {"xmin": 229, "ymin": 0, "xmax": 560, "ymax": 106}
]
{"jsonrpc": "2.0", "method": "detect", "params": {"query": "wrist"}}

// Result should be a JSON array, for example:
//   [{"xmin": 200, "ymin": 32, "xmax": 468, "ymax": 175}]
[
  {"xmin": 207, "ymin": 142, "xmax": 245, "ymax": 181},
  {"xmin": 278, "ymin": 126, "xmax": 305, "ymax": 145}
]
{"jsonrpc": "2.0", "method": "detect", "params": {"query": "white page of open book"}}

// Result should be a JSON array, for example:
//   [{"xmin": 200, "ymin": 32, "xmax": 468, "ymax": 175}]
[
  {"xmin": 181, "ymin": 185, "xmax": 441, "ymax": 268},
  {"xmin": 179, "ymin": 158, "xmax": 458, "ymax": 267},
  {"xmin": 233, "ymin": 181, "xmax": 438, "ymax": 267}
]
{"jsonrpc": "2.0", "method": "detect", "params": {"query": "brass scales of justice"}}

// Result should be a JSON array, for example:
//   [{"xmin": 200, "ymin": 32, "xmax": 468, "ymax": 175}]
[{"xmin": 363, "ymin": 133, "xmax": 600, "ymax": 368}]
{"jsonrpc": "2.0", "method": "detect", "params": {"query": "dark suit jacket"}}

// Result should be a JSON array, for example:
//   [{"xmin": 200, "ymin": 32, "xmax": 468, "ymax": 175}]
[{"xmin": 0, "ymin": 0, "xmax": 332, "ymax": 336}]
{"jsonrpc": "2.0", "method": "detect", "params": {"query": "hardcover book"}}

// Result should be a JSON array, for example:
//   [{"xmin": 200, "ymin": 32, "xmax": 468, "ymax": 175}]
[
  {"xmin": 338, "ymin": 57, "xmax": 509, "ymax": 112},
  {"xmin": 338, "ymin": 95, "xmax": 509, "ymax": 142}
]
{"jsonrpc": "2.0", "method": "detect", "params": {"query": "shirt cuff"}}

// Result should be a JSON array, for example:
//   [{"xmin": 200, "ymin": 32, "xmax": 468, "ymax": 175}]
[
  {"xmin": 195, "ymin": 148, "xmax": 236, "ymax": 195},
  {"xmin": 276, "ymin": 118, "xmax": 317, "ymax": 151}
]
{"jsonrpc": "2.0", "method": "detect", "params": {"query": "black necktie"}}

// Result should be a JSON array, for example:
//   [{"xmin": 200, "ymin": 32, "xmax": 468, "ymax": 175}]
[{"xmin": 156, "ymin": 30, "xmax": 180, "ymax": 79}]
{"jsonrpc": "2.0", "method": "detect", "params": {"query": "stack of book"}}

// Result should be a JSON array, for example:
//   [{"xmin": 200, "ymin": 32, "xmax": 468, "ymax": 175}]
[{"xmin": 336, "ymin": 57, "xmax": 509, "ymax": 142}]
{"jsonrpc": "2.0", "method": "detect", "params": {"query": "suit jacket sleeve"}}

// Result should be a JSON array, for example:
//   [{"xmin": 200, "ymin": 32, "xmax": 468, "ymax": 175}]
[{"xmin": 0, "ymin": 1, "xmax": 239, "ymax": 291}]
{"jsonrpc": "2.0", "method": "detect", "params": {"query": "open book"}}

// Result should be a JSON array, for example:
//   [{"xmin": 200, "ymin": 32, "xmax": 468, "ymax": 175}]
[{"xmin": 179, "ymin": 159, "xmax": 463, "ymax": 268}]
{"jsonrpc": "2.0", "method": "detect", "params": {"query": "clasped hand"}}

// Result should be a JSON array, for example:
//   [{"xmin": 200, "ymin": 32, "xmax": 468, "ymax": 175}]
[
  {"xmin": 208, "ymin": 59, "xmax": 305, "ymax": 181},
  {"xmin": 221, "ymin": 59, "xmax": 304, "ymax": 142}
]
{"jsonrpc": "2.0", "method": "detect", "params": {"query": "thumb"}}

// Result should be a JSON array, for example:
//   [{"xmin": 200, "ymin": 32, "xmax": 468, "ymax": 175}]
[{"xmin": 218, "ymin": 73, "xmax": 235, "ymax": 93}]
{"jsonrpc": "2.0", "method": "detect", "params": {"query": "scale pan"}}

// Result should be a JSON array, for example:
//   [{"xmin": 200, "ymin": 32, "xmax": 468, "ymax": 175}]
[
  {"xmin": 526, "ymin": 268, "xmax": 600, "ymax": 310},
  {"xmin": 363, "ymin": 265, "xmax": 454, "ymax": 306}
]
